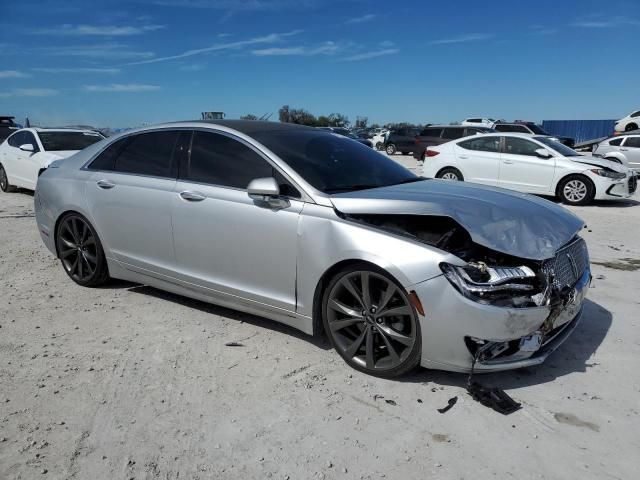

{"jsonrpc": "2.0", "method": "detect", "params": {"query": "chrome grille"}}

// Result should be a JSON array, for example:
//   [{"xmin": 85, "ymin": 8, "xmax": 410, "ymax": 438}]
[{"xmin": 546, "ymin": 238, "xmax": 590, "ymax": 289}]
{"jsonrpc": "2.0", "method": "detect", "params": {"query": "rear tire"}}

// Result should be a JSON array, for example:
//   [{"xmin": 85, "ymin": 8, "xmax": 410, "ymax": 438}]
[
  {"xmin": 322, "ymin": 264, "xmax": 421, "ymax": 378},
  {"xmin": 0, "ymin": 164, "xmax": 15, "ymax": 192},
  {"xmin": 56, "ymin": 213, "xmax": 110, "ymax": 287},
  {"xmin": 385, "ymin": 144, "xmax": 396, "ymax": 155},
  {"xmin": 436, "ymin": 167, "xmax": 464, "ymax": 181},
  {"xmin": 557, "ymin": 175, "xmax": 595, "ymax": 205},
  {"xmin": 625, "ymin": 123, "xmax": 638, "ymax": 132},
  {"xmin": 375, "ymin": 142, "xmax": 383, "ymax": 150}
]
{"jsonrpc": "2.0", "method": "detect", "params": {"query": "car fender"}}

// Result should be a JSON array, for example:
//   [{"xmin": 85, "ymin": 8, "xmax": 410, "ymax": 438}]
[
  {"xmin": 603, "ymin": 151, "xmax": 628, "ymax": 166},
  {"xmin": 295, "ymin": 203, "xmax": 459, "ymax": 318}
]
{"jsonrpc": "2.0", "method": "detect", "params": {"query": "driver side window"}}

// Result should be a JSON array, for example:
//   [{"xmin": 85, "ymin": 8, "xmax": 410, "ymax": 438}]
[
  {"xmin": 7, "ymin": 132, "xmax": 24, "ymax": 148},
  {"xmin": 504, "ymin": 137, "xmax": 540, "ymax": 156},
  {"xmin": 22, "ymin": 132, "xmax": 40, "ymax": 152}
]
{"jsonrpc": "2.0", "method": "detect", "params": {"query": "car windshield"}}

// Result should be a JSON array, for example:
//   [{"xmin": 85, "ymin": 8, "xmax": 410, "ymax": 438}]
[
  {"xmin": 37, "ymin": 131, "xmax": 103, "ymax": 151},
  {"xmin": 526, "ymin": 124, "xmax": 547, "ymax": 134},
  {"xmin": 535, "ymin": 136, "xmax": 580, "ymax": 157},
  {"xmin": 250, "ymin": 129, "xmax": 418, "ymax": 193}
]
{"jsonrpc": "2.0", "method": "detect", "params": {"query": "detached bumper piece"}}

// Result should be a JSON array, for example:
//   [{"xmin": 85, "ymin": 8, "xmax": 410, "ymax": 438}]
[{"xmin": 467, "ymin": 382, "xmax": 521, "ymax": 415}]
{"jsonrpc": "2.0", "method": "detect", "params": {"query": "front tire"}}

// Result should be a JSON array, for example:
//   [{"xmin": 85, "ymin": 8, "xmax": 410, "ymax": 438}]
[
  {"xmin": 0, "ymin": 164, "xmax": 15, "ymax": 192},
  {"xmin": 322, "ymin": 265, "xmax": 421, "ymax": 378},
  {"xmin": 558, "ymin": 175, "xmax": 595, "ymax": 205},
  {"xmin": 385, "ymin": 144, "xmax": 396, "ymax": 155},
  {"xmin": 436, "ymin": 167, "xmax": 464, "ymax": 181},
  {"xmin": 375, "ymin": 142, "xmax": 383, "ymax": 150},
  {"xmin": 56, "ymin": 213, "xmax": 110, "ymax": 287}
]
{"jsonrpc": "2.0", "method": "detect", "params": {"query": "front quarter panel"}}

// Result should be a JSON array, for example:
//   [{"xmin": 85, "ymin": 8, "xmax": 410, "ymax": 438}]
[{"xmin": 296, "ymin": 203, "xmax": 461, "ymax": 318}]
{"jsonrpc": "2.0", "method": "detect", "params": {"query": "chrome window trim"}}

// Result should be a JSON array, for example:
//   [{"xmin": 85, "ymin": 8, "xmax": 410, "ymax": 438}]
[{"xmin": 80, "ymin": 125, "xmax": 315, "ymax": 203}]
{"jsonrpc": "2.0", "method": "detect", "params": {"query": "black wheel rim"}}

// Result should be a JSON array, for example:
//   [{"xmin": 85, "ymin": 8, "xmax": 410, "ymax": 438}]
[
  {"xmin": 58, "ymin": 216, "xmax": 98, "ymax": 282},
  {"xmin": 327, "ymin": 271, "xmax": 417, "ymax": 371}
]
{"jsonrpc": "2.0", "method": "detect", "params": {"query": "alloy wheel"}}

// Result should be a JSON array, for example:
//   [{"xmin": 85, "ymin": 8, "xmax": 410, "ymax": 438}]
[
  {"xmin": 57, "ymin": 216, "xmax": 99, "ymax": 282},
  {"xmin": 441, "ymin": 172, "xmax": 459, "ymax": 181},
  {"xmin": 563, "ymin": 179, "xmax": 587, "ymax": 203},
  {"xmin": 326, "ymin": 271, "xmax": 417, "ymax": 372}
]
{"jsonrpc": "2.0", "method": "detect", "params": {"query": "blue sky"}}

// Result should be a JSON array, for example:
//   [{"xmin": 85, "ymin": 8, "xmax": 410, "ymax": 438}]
[{"xmin": 0, "ymin": 0, "xmax": 638, "ymax": 127}]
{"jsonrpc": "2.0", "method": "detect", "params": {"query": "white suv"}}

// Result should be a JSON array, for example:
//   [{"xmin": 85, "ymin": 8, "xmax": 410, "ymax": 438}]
[
  {"xmin": 614, "ymin": 110, "xmax": 640, "ymax": 133},
  {"xmin": 461, "ymin": 117, "xmax": 496, "ymax": 129}
]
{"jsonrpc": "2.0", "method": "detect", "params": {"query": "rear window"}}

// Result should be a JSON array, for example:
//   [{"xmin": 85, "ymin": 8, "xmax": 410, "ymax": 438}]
[
  {"xmin": 458, "ymin": 136, "xmax": 501, "ymax": 152},
  {"xmin": 442, "ymin": 128, "xmax": 465, "ymax": 140},
  {"xmin": 609, "ymin": 138, "xmax": 623, "ymax": 146},
  {"xmin": 38, "ymin": 131, "xmax": 103, "ymax": 151}
]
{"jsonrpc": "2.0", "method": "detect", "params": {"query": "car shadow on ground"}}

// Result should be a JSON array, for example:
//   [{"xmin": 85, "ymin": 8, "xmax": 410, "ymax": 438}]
[
  {"xmin": 396, "ymin": 298, "xmax": 612, "ymax": 389},
  {"xmin": 117, "ymin": 280, "xmax": 610, "ymax": 386},
  {"xmin": 124, "ymin": 283, "xmax": 332, "ymax": 351},
  {"xmin": 541, "ymin": 194, "xmax": 639, "ymax": 208}
]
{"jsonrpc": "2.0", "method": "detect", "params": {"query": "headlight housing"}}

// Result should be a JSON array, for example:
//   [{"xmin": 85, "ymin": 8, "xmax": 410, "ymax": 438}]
[
  {"xmin": 440, "ymin": 262, "xmax": 548, "ymax": 308},
  {"xmin": 590, "ymin": 168, "xmax": 626, "ymax": 180}
]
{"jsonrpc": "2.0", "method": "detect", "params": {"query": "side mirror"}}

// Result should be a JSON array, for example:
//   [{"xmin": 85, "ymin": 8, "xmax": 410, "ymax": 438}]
[
  {"xmin": 534, "ymin": 148, "xmax": 552, "ymax": 159},
  {"xmin": 247, "ymin": 177, "xmax": 280, "ymax": 200},
  {"xmin": 19, "ymin": 143, "xmax": 35, "ymax": 152}
]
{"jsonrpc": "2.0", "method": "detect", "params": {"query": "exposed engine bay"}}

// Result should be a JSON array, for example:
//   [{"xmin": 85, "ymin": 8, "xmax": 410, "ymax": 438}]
[{"xmin": 342, "ymin": 213, "xmax": 581, "ymax": 313}]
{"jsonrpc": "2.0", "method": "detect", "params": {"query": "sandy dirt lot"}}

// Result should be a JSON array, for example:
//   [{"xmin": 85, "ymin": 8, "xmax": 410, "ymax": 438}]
[{"xmin": 1, "ymin": 156, "xmax": 639, "ymax": 480}]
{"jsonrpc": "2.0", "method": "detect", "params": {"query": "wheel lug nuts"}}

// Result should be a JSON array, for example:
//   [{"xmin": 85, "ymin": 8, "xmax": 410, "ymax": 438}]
[{"xmin": 376, "ymin": 318, "xmax": 383, "ymax": 324}]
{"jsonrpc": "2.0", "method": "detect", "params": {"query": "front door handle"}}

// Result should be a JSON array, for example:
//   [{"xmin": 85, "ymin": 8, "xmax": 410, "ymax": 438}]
[
  {"xmin": 503, "ymin": 160, "xmax": 514, "ymax": 164},
  {"xmin": 458, "ymin": 155, "xmax": 469, "ymax": 159},
  {"xmin": 180, "ymin": 191, "xmax": 206, "ymax": 202},
  {"xmin": 97, "ymin": 179, "xmax": 116, "ymax": 189}
]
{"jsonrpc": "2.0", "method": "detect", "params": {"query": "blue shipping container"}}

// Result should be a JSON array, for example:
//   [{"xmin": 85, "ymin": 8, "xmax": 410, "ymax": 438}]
[{"xmin": 541, "ymin": 120, "xmax": 616, "ymax": 143}]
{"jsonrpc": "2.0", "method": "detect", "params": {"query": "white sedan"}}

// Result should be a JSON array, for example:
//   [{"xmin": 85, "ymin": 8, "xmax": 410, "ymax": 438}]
[
  {"xmin": 0, "ymin": 128, "xmax": 104, "ymax": 192},
  {"xmin": 422, "ymin": 133, "xmax": 637, "ymax": 205}
]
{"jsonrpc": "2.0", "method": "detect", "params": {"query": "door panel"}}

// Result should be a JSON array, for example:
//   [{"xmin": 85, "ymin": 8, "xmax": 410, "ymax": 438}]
[
  {"xmin": 453, "ymin": 136, "xmax": 501, "ymax": 186},
  {"xmin": 621, "ymin": 137, "xmax": 640, "ymax": 170},
  {"xmin": 499, "ymin": 138, "xmax": 556, "ymax": 193},
  {"xmin": 171, "ymin": 183, "xmax": 302, "ymax": 312},
  {"xmin": 86, "ymin": 172, "xmax": 177, "ymax": 273}
]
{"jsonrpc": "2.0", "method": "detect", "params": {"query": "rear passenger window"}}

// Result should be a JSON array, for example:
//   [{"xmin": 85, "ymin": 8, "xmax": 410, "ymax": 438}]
[
  {"xmin": 608, "ymin": 138, "xmax": 623, "ymax": 146},
  {"xmin": 186, "ymin": 131, "xmax": 273, "ymax": 189},
  {"xmin": 458, "ymin": 136, "xmax": 501, "ymax": 152},
  {"xmin": 87, "ymin": 137, "xmax": 130, "ymax": 171},
  {"xmin": 442, "ymin": 128, "xmax": 464, "ymax": 140},
  {"xmin": 114, "ymin": 131, "xmax": 180, "ymax": 178}
]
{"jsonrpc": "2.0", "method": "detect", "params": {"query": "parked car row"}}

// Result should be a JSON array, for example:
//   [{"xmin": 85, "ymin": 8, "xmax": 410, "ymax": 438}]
[
  {"xmin": 27, "ymin": 120, "xmax": 593, "ymax": 378},
  {"xmin": 0, "ymin": 128, "xmax": 104, "ymax": 191}
]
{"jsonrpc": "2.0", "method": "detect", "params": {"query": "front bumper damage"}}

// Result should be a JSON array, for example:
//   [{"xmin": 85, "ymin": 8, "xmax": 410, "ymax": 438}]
[{"xmin": 412, "ymin": 267, "xmax": 591, "ymax": 373}]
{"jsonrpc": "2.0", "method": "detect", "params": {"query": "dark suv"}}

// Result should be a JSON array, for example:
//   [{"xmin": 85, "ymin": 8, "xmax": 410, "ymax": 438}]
[
  {"xmin": 0, "ymin": 116, "xmax": 19, "ymax": 143},
  {"xmin": 413, "ymin": 125, "xmax": 494, "ymax": 160},
  {"xmin": 384, "ymin": 127, "xmax": 421, "ymax": 155},
  {"xmin": 493, "ymin": 122, "xmax": 575, "ymax": 147}
]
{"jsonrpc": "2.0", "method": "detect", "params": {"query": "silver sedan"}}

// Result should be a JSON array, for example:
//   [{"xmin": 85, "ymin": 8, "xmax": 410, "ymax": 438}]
[{"xmin": 34, "ymin": 121, "xmax": 591, "ymax": 377}]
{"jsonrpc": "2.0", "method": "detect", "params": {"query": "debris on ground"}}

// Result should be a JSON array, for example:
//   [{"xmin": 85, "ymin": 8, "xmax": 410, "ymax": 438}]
[
  {"xmin": 224, "ymin": 341, "xmax": 244, "ymax": 347},
  {"xmin": 384, "ymin": 399, "xmax": 397, "ymax": 406},
  {"xmin": 467, "ymin": 382, "xmax": 521, "ymax": 415},
  {"xmin": 437, "ymin": 396, "xmax": 458, "ymax": 414}
]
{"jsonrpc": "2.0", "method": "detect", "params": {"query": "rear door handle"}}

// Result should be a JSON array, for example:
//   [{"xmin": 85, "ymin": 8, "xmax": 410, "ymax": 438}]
[
  {"xmin": 458, "ymin": 155, "xmax": 468, "ymax": 159},
  {"xmin": 503, "ymin": 160, "xmax": 514, "ymax": 164},
  {"xmin": 96, "ymin": 179, "xmax": 116, "ymax": 189},
  {"xmin": 180, "ymin": 191, "xmax": 206, "ymax": 202}
]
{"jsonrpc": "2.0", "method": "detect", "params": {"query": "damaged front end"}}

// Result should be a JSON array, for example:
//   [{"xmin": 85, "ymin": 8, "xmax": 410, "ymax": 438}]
[{"xmin": 343, "ymin": 213, "xmax": 591, "ymax": 368}]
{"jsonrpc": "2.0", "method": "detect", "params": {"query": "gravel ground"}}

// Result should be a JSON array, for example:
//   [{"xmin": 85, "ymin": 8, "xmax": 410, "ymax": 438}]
[{"xmin": 1, "ymin": 157, "xmax": 639, "ymax": 480}]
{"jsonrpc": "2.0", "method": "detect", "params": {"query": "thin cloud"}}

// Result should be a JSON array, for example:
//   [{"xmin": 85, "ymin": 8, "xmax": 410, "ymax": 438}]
[
  {"xmin": 0, "ymin": 88, "xmax": 58, "ymax": 98},
  {"xmin": 345, "ymin": 13, "xmax": 376, "ymax": 24},
  {"xmin": 149, "ymin": 0, "xmax": 326, "ymax": 10},
  {"xmin": 252, "ymin": 41, "xmax": 339, "ymax": 56},
  {"xmin": 0, "ymin": 70, "xmax": 30, "ymax": 78},
  {"xmin": 34, "ymin": 67, "xmax": 121, "ymax": 74},
  {"xmin": 570, "ymin": 16, "xmax": 640, "ymax": 28},
  {"xmin": 39, "ymin": 43, "xmax": 155, "ymax": 60},
  {"xmin": 128, "ymin": 30, "xmax": 302, "ymax": 65},
  {"xmin": 341, "ymin": 48, "xmax": 398, "ymax": 61},
  {"xmin": 428, "ymin": 33, "xmax": 493, "ymax": 45},
  {"xmin": 179, "ymin": 63, "xmax": 207, "ymax": 71},
  {"xmin": 84, "ymin": 84, "xmax": 161, "ymax": 92},
  {"xmin": 529, "ymin": 25, "xmax": 558, "ymax": 35},
  {"xmin": 33, "ymin": 24, "xmax": 166, "ymax": 36}
]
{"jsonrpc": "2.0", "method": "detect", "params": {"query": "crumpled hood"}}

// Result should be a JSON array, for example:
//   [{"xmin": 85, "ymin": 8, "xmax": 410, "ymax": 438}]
[
  {"xmin": 572, "ymin": 156, "xmax": 628, "ymax": 173},
  {"xmin": 330, "ymin": 180, "xmax": 585, "ymax": 261}
]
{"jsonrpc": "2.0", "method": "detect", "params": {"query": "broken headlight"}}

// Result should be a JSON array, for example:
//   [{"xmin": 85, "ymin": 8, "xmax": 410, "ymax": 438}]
[
  {"xmin": 590, "ymin": 168, "xmax": 626, "ymax": 180},
  {"xmin": 440, "ymin": 262, "xmax": 546, "ymax": 307}
]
